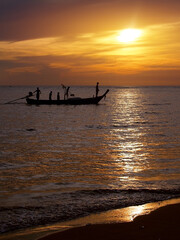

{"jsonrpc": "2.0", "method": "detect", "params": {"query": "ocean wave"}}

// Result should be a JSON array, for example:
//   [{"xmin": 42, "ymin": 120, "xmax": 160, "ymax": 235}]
[{"xmin": 1, "ymin": 188, "xmax": 179, "ymax": 233}]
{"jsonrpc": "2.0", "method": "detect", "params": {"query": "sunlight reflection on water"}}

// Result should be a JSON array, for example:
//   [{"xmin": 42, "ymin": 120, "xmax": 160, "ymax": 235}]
[
  {"xmin": 1, "ymin": 86, "xmax": 180, "ymax": 199},
  {"xmin": 0, "ymin": 86, "xmax": 180, "ymax": 234}
]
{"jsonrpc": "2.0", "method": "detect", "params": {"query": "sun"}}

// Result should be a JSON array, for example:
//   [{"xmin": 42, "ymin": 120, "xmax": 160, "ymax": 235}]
[{"xmin": 117, "ymin": 29, "xmax": 142, "ymax": 43}]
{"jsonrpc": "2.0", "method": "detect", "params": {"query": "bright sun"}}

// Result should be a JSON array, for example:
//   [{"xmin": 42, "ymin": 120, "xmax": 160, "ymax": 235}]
[{"xmin": 117, "ymin": 29, "xmax": 142, "ymax": 43}]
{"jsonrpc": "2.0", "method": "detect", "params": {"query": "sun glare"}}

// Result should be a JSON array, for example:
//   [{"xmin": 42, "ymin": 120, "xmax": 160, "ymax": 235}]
[{"xmin": 117, "ymin": 29, "xmax": 142, "ymax": 43}]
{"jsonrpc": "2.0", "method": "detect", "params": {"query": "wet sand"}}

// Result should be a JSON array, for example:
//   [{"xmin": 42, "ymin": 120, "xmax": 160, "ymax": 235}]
[{"xmin": 38, "ymin": 203, "xmax": 180, "ymax": 240}]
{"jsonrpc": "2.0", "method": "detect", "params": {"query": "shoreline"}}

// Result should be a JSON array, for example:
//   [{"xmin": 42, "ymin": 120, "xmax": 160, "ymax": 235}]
[
  {"xmin": 38, "ymin": 201, "xmax": 180, "ymax": 240},
  {"xmin": 1, "ymin": 198, "xmax": 180, "ymax": 240}
]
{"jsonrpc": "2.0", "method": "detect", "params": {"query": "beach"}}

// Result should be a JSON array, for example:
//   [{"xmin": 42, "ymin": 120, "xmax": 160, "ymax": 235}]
[
  {"xmin": 1, "ymin": 0, "xmax": 180, "ymax": 238},
  {"xmin": 39, "ymin": 202, "xmax": 180, "ymax": 240}
]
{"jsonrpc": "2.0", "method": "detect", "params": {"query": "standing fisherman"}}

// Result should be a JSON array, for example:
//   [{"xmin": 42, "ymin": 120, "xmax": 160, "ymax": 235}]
[
  {"xmin": 34, "ymin": 87, "xmax": 41, "ymax": 101},
  {"xmin": 96, "ymin": 82, "xmax": 99, "ymax": 97},
  {"xmin": 64, "ymin": 86, "xmax": 70, "ymax": 100}
]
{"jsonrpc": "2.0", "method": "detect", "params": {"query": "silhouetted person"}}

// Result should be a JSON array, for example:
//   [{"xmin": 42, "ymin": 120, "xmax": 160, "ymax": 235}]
[
  {"xmin": 96, "ymin": 82, "xmax": 99, "ymax": 97},
  {"xmin": 64, "ymin": 86, "xmax": 70, "ymax": 100},
  {"xmin": 28, "ymin": 92, "xmax": 33, "ymax": 97},
  {"xmin": 49, "ymin": 91, "xmax": 52, "ymax": 101},
  {"xmin": 34, "ymin": 87, "xmax": 41, "ymax": 100},
  {"xmin": 57, "ymin": 92, "xmax": 60, "ymax": 101}
]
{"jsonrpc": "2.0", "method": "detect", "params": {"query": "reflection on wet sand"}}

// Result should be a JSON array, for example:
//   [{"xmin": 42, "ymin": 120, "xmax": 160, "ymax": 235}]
[{"xmin": 2, "ymin": 198, "xmax": 179, "ymax": 240}]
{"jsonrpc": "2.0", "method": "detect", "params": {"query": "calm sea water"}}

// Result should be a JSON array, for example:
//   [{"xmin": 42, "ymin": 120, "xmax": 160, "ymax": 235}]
[{"xmin": 0, "ymin": 86, "xmax": 180, "ymax": 233}]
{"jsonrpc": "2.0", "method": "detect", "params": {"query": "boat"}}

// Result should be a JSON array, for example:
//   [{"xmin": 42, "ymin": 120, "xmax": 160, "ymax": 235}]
[{"xmin": 26, "ymin": 89, "xmax": 109, "ymax": 105}]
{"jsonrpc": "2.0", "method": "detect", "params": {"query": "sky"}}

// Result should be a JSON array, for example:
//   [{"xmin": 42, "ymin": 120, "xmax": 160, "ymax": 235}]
[{"xmin": 0, "ymin": 0, "xmax": 180, "ymax": 86}]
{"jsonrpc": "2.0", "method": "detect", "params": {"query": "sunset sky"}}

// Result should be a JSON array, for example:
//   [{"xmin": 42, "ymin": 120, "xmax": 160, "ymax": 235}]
[{"xmin": 1, "ymin": 0, "xmax": 180, "ymax": 86}]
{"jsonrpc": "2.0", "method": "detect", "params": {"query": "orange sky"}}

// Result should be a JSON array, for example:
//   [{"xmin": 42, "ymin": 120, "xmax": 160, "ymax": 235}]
[{"xmin": 0, "ymin": 0, "xmax": 180, "ymax": 86}]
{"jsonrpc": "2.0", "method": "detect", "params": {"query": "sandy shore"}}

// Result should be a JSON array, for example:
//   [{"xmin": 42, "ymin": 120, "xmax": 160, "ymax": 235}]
[{"xmin": 38, "ymin": 203, "xmax": 180, "ymax": 240}]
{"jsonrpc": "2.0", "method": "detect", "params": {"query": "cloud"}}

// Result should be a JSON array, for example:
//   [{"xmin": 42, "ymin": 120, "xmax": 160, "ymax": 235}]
[
  {"xmin": 6, "ymin": 66, "xmax": 41, "ymax": 74},
  {"xmin": 1, "ymin": 21, "xmax": 180, "ymax": 59},
  {"xmin": 0, "ymin": 16, "xmax": 180, "ymax": 85},
  {"xmin": 0, "ymin": 0, "xmax": 180, "ymax": 41}
]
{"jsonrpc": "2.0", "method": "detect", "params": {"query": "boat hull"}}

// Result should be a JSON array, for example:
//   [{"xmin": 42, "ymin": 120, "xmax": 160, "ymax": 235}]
[{"xmin": 26, "ymin": 90, "xmax": 109, "ymax": 105}]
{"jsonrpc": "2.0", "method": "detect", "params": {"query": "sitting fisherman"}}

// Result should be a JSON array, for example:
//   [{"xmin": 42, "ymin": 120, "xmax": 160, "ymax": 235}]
[
  {"xmin": 57, "ymin": 92, "xmax": 60, "ymax": 101},
  {"xmin": 49, "ymin": 91, "xmax": 52, "ymax": 101},
  {"xmin": 27, "ymin": 92, "xmax": 33, "ymax": 98}
]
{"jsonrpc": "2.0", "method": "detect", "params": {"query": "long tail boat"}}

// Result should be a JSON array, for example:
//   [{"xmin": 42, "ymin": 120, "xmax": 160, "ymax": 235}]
[{"xmin": 26, "ymin": 89, "xmax": 109, "ymax": 105}]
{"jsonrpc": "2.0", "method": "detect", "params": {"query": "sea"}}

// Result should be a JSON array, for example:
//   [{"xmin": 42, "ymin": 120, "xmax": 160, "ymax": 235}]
[{"xmin": 0, "ymin": 86, "xmax": 180, "ymax": 235}]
